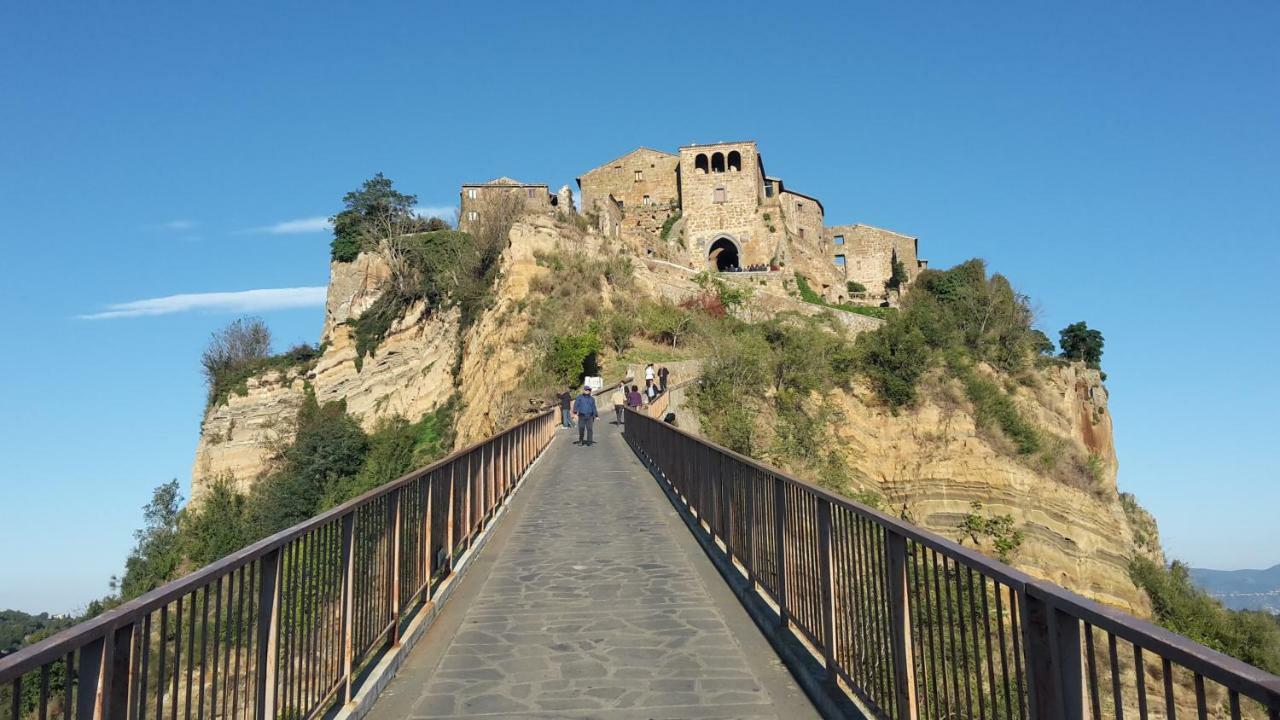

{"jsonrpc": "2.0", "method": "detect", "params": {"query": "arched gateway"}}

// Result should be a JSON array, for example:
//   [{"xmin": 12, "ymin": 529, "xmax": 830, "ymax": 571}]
[{"xmin": 707, "ymin": 236, "xmax": 740, "ymax": 271}]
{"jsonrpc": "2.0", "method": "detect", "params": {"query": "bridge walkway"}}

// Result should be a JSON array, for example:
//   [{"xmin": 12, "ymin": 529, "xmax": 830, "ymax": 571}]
[{"xmin": 364, "ymin": 417, "xmax": 820, "ymax": 719}]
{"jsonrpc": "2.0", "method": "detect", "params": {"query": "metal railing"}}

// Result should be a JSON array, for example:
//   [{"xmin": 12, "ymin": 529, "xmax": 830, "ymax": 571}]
[
  {"xmin": 0, "ymin": 410, "xmax": 557, "ymax": 720},
  {"xmin": 624, "ymin": 409, "xmax": 1280, "ymax": 720}
]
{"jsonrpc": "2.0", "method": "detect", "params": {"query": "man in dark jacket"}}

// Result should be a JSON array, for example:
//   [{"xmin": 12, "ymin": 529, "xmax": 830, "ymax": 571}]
[
  {"xmin": 556, "ymin": 384, "xmax": 574, "ymax": 428},
  {"xmin": 658, "ymin": 366, "xmax": 670, "ymax": 392},
  {"xmin": 572, "ymin": 386, "xmax": 599, "ymax": 445}
]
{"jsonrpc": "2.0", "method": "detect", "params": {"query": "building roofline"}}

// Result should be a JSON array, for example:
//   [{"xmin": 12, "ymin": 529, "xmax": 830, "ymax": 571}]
[
  {"xmin": 577, "ymin": 147, "xmax": 678, "ymax": 183},
  {"xmin": 827, "ymin": 222, "xmax": 917, "ymax": 241},
  {"xmin": 778, "ymin": 188, "xmax": 824, "ymax": 214},
  {"xmin": 678, "ymin": 140, "xmax": 757, "ymax": 150},
  {"xmin": 461, "ymin": 180, "xmax": 549, "ymax": 189}
]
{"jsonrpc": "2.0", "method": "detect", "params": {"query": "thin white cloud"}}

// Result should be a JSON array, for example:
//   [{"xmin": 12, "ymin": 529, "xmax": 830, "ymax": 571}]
[
  {"xmin": 245, "ymin": 216, "xmax": 332, "ymax": 235},
  {"xmin": 149, "ymin": 220, "xmax": 198, "ymax": 231},
  {"xmin": 79, "ymin": 287, "xmax": 327, "ymax": 320}
]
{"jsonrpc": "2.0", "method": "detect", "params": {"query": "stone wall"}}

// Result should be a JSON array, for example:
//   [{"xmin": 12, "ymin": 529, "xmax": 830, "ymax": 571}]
[
  {"xmin": 577, "ymin": 148, "xmax": 679, "ymax": 214},
  {"xmin": 828, "ymin": 224, "xmax": 920, "ymax": 299},
  {"xmin": 679, "ymin": 142, "xmax": 767, "ymax": 268}
]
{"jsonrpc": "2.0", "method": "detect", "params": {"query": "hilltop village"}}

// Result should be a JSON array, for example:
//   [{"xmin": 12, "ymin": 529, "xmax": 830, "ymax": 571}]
[{"xmin": 460, "ymin": 141, "xmax": 927, "ymax": 307}]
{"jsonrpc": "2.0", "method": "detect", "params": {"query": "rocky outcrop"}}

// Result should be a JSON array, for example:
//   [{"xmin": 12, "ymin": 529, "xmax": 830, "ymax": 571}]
[
  {"xmin": 192, "ymin": 252, "xmax": 463, "ymax": 501},
  {"xmin": 829, "ymin": 363, "xmax": 1158, "ymax": 615}
]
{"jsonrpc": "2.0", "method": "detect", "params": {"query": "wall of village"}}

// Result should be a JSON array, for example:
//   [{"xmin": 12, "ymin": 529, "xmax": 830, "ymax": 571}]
[
  {"xmin": 577, "ymin": 149, "xmax": 680, "ymax": 214},
  {"xmin": 828, "ymin": 224, "xmax": 920, "ymax": 298},
  {"xmin": 679, "ymin": 143, "xmax": 768, "ymax": 268}
]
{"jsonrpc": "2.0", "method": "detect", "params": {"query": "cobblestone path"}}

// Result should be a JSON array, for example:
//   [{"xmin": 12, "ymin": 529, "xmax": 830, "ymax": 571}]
[{"xmin": 365, "ymin": 419, "xmax": 820, "ymax": 719}]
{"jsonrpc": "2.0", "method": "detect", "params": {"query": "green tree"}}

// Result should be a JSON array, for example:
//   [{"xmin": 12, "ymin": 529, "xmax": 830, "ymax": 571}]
[
  {"xmin": 330, "ymin": 173, "xmax": 421, "ymax": 262},
  {"xmin": 1029, "ymin": 329, "xmax": 1055, "ymax": 356},
  {"xmin": 181, "ymin": 477, "xmax": 249, "ymax": 566},
  {"xmin": 119, "ymin": 480, "xmax": 184, "ymax": 599},
  {"xmin": 1059, "ymin": 321, "xmax": 1104, "ymax": 367},
  {"xmin": 887, "ymin": 253, "xmax": 909, "ymax": 289}
]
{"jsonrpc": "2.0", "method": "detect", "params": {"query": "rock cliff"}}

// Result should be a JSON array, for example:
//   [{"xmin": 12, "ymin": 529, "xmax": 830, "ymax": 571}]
[{"xmin": 830, "ymin": 362, "xmax": 1159, "ymax": 614}]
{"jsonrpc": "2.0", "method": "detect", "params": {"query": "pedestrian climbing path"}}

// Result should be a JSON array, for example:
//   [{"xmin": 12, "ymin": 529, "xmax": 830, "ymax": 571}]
[{"xmin": 365, "ymin": 419, "xmax": 821, "ymax": 719}]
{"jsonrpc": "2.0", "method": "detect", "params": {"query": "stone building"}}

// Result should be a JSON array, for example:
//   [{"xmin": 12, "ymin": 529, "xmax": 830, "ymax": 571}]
[
  {"xmin": 459, "ymin": 177, "xmax": 564, "ymax": 233},
  {"xmin": 459, "ymin": 140, "xmax": 926, "ymax": 305},
  {"xmin": 827, "ymin": 224, "xmax": 928, "ymax": 298},
  {"xmin": 576, "ymin": 148, "xmax": 680, "ymax": 214}
]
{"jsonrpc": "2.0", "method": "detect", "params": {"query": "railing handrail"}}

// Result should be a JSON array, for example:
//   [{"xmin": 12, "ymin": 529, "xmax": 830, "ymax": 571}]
[
  {"xmin": 623, "ymin": 407, "xmax": 1280, "ymax": 713},
  {"xmin": 0, "ymin": 408, "xmax": 555, "ymax": 683}
]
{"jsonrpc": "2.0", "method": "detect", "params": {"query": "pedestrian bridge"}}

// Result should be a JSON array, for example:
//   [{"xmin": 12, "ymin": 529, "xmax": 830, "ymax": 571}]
[{"xmin": 3, "ymin": 409, "xmax": 1278, "ymax": 720}]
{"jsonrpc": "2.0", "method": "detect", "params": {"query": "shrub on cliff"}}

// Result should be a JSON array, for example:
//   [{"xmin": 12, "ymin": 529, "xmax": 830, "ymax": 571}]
[
  {"xmin": 1130, "ymin": 558, "xmax": 1280, "ymax": 674},
  {"xmin": 330, "ymin": 173, "xmax": 429, "ymax": 263}
]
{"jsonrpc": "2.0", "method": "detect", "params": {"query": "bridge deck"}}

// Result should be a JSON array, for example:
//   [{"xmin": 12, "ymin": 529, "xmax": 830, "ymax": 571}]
[{"xmin": 365, "ymin": 419, "xmax": 820, "ymax": 719}]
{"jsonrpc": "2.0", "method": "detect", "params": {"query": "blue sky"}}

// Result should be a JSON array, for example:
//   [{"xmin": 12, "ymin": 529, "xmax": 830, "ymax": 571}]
[{"xmin": 1, "ymin": 3, "xmax": 1276, "ymax": 613}]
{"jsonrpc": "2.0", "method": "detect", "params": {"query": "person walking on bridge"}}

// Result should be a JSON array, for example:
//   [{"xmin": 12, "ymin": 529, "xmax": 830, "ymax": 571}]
[
  {"xmin": 572, "ymin": 385, "xmax": 599, "ymax": 445},
  {"xmin": 610, "ymin": 385, "xmax": 627, "ymax": 425},
  {"xmin": 557, "ymin": 384, "xmax": 574, "ymax": 428}
]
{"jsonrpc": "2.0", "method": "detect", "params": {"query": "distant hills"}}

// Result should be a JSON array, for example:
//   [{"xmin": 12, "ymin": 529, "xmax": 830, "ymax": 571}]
[{"xmin": 1191, "ymin": 564, "xmax": 1280, "ymax": 614}]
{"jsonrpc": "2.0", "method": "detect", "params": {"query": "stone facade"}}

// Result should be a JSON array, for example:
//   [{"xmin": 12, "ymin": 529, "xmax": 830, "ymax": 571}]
[
  {"xmin": 678, "ymin": 141, "xmax": 768, "ymax": 269},
  {"xmin": 487, "ymin": 140, "xmax": 923, "ymax": 303},
  {"xmin": 576, "ymin": 148, "xmax": 680, "ymax": 214},
  {"xmin": 828, "ymin": 224, "xmax": 926, "ymax": 300},
  {"xmin": 459, "ymin": 177, "xmax": 560, "ymax": 234}
]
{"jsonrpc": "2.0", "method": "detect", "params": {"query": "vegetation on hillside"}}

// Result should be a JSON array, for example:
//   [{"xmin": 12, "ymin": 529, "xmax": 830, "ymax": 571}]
[
  {"xmin": 348, "ymin": 186, "xmax": 518, "ymax": 367},
  {"xmin": 793, "ymin": 272, "xmax": 893, "ymax": 318},
  {"xmin": 1130, "ymin": 558, "xmax": 1280, "ymax": 674},
  {"xmin": 201, "ymin": 317, "xmax": 321, "ymax": 407},
  {"xmin": 329, "ymin": 173, "xmax": 449, "ymax": 263}
]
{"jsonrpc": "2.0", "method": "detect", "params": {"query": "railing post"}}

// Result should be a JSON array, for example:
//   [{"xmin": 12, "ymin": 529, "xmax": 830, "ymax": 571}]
[
  {"xmin": 445, "ymin": 463, "xmax": 456, "ymax": 572},
  {"xmin": 105, "ymin": 622, "xmax": 136, "ymax": 720},
  {"xmin": 817, "ymin": 499, "xmax": 837, "ymax": 684},
  {"xmin": 774, "ymin": 475, "xmax": 789, "ymax": 629},
  {"xmin": 255, "ymin": 547, "xmax": 283, "ymax": 718},
  {"xmin": 886, "ymin": 531, "xmax": 919, "ymax": 719},
  {"xmin": 338, "ymin": 514, "xmax": 355, "ymax": 705},
  {"xmin": 388, "ymin": 486, "xmax": 402, "ymax": 647},
  {"xmin": 422, "ymin": 471, "xmax": 434, "ymax": 599},
  {"xmin": 75, "ymin": 633, "xmax": 108, "ymax": 720},
  {"xmin": 745, "ymin": 469, "xmax": 756, "ymax": 586},
  {"xmin": 1021, "ymin": 587, "xmax": 1084, "ymax": 720}
]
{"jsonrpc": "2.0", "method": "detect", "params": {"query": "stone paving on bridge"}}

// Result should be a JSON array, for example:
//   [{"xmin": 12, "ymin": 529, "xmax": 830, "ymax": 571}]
[{"xmin": 365, "ymin": 418, "xmax": 820, "ymax": 719}]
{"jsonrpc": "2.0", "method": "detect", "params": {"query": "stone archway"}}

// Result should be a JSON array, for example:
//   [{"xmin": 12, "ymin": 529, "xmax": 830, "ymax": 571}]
[{"xmin": 707, "ymin": 236, "xmax": 740, "ymax": 272}]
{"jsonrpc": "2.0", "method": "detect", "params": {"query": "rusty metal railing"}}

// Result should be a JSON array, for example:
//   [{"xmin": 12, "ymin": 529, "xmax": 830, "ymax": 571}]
[
  {"xmin": 624, "ymin": 409, "xmax": 1280, "ymax": 720},
  {"xmin": 0, "ymin": 410, "xmax": 557, "ymax": 720}
]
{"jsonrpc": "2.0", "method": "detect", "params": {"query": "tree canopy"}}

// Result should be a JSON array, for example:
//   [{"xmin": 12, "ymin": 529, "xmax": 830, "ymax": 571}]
[{"xmin": 1059, "ymin": 321, "xmax": 1104, "ymax": 367}]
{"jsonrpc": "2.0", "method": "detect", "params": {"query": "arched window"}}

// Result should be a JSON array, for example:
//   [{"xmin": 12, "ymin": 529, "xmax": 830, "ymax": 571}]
[
  {"xmin": 711, "ymin": 152, "xmax": 725, "ymax": 173},
  {"xmin": 695, "ymin": 154, "xmax": 709, "ymax": 174},
  {"xmin": 727, "ymin": 151, "xmax": 741, "ymax": 171}
]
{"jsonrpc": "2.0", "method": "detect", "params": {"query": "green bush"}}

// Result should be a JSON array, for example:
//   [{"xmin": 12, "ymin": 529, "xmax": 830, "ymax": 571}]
[
  {"xmin": 545, "ymin": 328, "xmax": 604, "ymax": 384},
  {"xmin": 1131, "ymin": 558, "xmax": 1280, "ymax": 673},
  {"xmin": 1060, "ymin": 321, "xmax": 1104, "ymax": 368},
  {"xmin": 795, "ymin": 273, "xmax": 893, "ymax": 318},
  {"xmin": 846, "ymin": 280, "xmax": 867, "ymax": 293}
]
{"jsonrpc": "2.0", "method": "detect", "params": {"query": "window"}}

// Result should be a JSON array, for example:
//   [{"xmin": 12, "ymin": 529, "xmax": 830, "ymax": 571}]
[
  {"xmin": 634, "ymin": 170, "xmax": 643, "ymax": 182},
  {"xmin": 711, "ymin": 152, "xmax": 725, "ymax": 173},
  {"xmin": 643, "ymin": 195, "xmax": 651, "ymax": 206},
  {"xmin": 796, "ymin": 201, "xmax": 804, "ymax": 212},
  {"xmin": 467, "ymin": 188, "xmax": 477, "ymax": 199},
  {"xmin": 834, "ymin": 254, "xmax": 846, "ymax": 266},
  {"xmin": 713, "ymin": 187, "xmax": 726, "ymax": 204},
  {"xmin": 764, "ymin": 182, "xmax": 775, "ymax": 198},
  {"xmin": 727, "ymin": 150, "xmax": 741, "ymax": 171},
  {"xmin": 833, "ymin": 235, "xmax": 845, "ymax": 245},
  {"xmin": 695, "ymin": 154, "xmax": 709, "ymax": 173},
  {"xmin": 798, "ymin": 228, "xmax": 806, "ymax": 239},
  {"xmin": 467, "ymin": 211, "xmax": 478, "ymax": 221},
  {"xmin": 527, "ymin": 188, "xmax": 536, "ymax": 199}
]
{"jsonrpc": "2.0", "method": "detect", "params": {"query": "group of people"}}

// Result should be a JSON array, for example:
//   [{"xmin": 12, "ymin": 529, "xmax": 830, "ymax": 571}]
[
  {"xmin": 721, "ymin": 263, "xmax": 771, "ymax": 273},
  {"xmin": 555, "ymin": 364, "xmax": 672, "ymax": 446}
]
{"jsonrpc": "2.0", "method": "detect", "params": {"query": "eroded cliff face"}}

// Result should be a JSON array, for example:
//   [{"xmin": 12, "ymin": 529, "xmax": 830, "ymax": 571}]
[
  {"xmin": 830, "ymin": 362, "xmax": 1160, "ymax": 614},
  {"xmin": 192, "ymin": 253, "xmax": 461, "ymax": 500}
]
